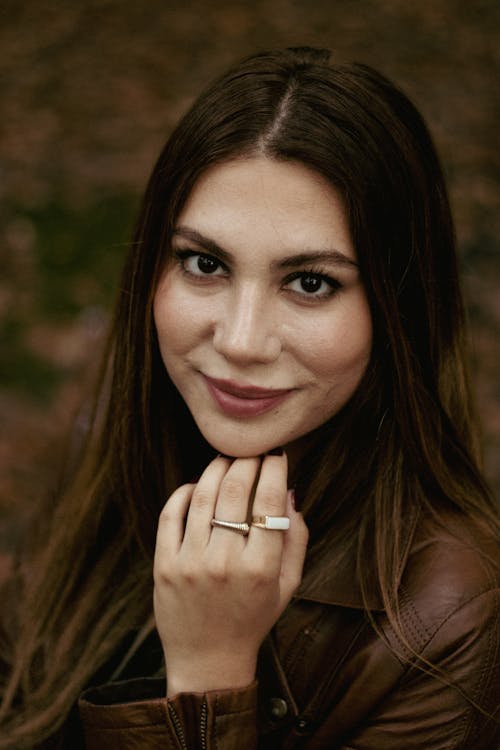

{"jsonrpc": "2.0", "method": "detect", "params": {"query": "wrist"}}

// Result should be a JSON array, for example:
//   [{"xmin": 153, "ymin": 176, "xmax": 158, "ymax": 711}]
[{"xmin": 166, "ymin": 654, "xmax": 257, "ymax": 698}]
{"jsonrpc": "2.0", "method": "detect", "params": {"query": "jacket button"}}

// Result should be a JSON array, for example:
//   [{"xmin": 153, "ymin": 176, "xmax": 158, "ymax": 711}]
[
  {"xmin": 269, "ymin": 697, "xmax": 288, "ymax": 719},
  {"xmin": 296, "ymin": 718, "xmax": 309, "ymax": 733}
]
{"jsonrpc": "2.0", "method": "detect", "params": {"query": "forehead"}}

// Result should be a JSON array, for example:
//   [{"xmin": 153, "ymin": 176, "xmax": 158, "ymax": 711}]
[{"xmin": 176, "ymin": 156, "xmax": 355, "ymax": 258}]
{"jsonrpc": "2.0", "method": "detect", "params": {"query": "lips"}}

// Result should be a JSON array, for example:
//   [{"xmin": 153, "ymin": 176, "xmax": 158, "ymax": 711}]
[{"xmin": 202, "ymin": 375, "xmax": 294, "ymax": 417}]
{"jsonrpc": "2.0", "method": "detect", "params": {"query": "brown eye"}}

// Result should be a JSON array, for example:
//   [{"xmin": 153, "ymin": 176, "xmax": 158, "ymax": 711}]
[
  {"xmin": 300, "ymin": 274, "xmax": 323, "ymax": 293},
  {"xmin": 285, "ymin": 271, "xmax": 340, "ymax": 299},
  {"xmin": 197, "ymin": 254, "xmax": 219, "ymax": 274},
  {"xmin": 177, "ymin": 251, "xmax": 226, "ymax": 277}
]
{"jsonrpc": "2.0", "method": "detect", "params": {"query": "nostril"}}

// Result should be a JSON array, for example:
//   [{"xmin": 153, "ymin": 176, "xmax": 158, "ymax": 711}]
[
  {"xmin": 213, "ymin": 320, "xmax": 281, "ymax": 363},
  {"xmin": 211, "ymin": 290, "xmax": 282, "ymax": 363}
]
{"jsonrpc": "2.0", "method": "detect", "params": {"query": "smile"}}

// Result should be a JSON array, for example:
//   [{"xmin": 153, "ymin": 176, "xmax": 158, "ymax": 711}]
[{"xmin": 202, "ymin": 375, "xmax": 294, "ymax": 417}]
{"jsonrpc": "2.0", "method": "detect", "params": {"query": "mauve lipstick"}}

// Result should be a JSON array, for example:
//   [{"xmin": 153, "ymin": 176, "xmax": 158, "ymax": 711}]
[{"xmin": 202, "ymin": 375, "xmax": 294, "ymax": 417}]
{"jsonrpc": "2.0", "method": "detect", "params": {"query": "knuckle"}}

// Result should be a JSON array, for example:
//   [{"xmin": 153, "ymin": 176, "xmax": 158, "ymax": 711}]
[
  {"xmin": 190, "ymin": 489, "xmax": 212, "ymax": 511},
  {"xmin": 246, "ymin": 562, "xmax": 275, "ymax": 587},
  {"xmin": 158, "ymin": 484, "xmax": 191, "ymax": 522},
  {"xmin": 258, "ymin": 486, "xmax": 284, "ymax": 513},
  {"xmin": 220, "ymin": 477, "xmax": 246, "ymax": 503},
  {"xmin": 153, "ymin": 562, "xmax": 172, "ymax": 586},
  {"xmin": 158, "ymin": 504, "xmax": 174, "ymax": 524},
  {"xmin": 206, "ymin": 559, "xmax": 229, "ymax": 583},
  {"xmin": 158, "ymin": 505, "xmax": 176, "ymax": 534},
  {"xmin": 177, "ymin": 561, "xmax": 197, "ymax": 584}
]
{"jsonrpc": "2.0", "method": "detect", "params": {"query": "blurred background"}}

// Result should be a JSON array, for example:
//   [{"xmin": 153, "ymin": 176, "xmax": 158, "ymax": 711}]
[{"xmin": 1, "ymin": 0, "xmax": 499, "ymax": 573}]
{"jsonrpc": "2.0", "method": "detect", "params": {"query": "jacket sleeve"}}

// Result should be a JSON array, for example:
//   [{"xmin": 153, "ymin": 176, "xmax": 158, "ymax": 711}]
[
  {"xmin": 316, "ymin": 587, "xmax": 500, "ymax": 750},
  {"xmin": 78, "ymin": 677, "xmax": 258, "ymax": 750},
  {"xmin": 78, "ymin": 589, "xmax": 500, "ymax": 749}
]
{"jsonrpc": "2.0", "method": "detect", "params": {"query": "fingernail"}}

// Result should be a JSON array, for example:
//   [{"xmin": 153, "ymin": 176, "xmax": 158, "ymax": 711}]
[
  {"xmin": 288, "ymin": 489, "xmax": 296, "ymax": 509},
  {"xmin": 268, "ymin": 446, "xmax": 284, "ymax": 456}
]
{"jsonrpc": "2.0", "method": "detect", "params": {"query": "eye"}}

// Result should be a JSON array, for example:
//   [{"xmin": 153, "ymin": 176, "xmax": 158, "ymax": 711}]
[
  {"xmin": 174, "ymin": 250, "xmax": 226, "ymax": 278},
  {"xmin": 285, "ymin": 271, "xmax": 341, "ymax": 299}
]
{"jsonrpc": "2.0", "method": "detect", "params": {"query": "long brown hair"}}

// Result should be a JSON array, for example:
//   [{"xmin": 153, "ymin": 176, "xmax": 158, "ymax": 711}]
[{"xmin": 1, "ymin": 47, "xmax": 497, "ymax": 747}]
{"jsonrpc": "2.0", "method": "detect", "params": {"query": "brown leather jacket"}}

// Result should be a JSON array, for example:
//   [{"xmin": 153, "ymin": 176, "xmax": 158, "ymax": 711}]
[{"xmin": 78, "ymin": 511, "xmax": 500, "ymax": 749}]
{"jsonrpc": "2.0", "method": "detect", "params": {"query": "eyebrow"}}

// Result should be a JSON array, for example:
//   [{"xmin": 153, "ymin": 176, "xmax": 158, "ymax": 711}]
[
  {"xmin": 173, "ymin": 227, "xmax": 232, "ymax": 263},
  {"xmin": 172, "ymin": 226, "xmax": 359, "ymax": 270}
]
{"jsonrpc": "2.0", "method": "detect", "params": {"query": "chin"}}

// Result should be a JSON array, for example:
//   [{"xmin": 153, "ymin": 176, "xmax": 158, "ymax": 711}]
[
  {"xmin": 204, "ymin": 433, "xmax": 281, "ymax": 459},
  {"xmin": 211, "ymin": 444, "xmax": 270, "ymax": 459}
]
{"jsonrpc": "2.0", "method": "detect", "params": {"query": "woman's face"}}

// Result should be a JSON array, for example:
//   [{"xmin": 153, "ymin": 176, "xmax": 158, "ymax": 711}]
[{"xmin": 154, "ymin": 156, "xmax": 372, "ymax": 458}]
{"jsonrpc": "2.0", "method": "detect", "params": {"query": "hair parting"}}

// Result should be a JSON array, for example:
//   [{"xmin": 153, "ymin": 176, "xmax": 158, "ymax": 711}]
[{"xmin": 1, "ymin": 47, "xmax": 498, "ymax": 746}]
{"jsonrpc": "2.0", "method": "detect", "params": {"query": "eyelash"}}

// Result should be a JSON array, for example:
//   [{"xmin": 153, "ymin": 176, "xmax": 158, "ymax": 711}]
[{"xmin": 172, "ymin": 249, "xmax": 342, "ymax": 301}]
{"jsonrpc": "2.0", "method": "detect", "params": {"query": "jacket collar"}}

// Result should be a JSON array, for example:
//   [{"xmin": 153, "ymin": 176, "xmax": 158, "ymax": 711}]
[{"xmin": 294, "ymin": 505, "xmax": 419, "ymax": 612}]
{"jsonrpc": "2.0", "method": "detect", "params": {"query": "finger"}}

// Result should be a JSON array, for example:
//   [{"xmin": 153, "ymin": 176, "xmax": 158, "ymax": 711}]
[
  {"xmin": 246, "ymin": 452, "xmax": 288, "ymax": 566},
  {"xmin": 279, "ymin": 490, "xmax": 309, "ymax": 601},
  {"xmin": 183, "ymin": 456, "xmax": 232, "ymax": 548},
  {"xmin": 211, "ymin": 456, "xmax": 261, "ymax": 535},
  {"xmin": 155, "ymin": 483, "xmax": 195, "ymax": 558}
]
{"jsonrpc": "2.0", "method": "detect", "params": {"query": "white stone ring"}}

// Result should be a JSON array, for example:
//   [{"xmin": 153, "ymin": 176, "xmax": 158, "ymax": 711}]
[
  {"xmin": 251, "ymin": 515, "xmax": 290, "ymax": 531},
  {"xmin": 210, "ymin": 515, "xmax": 290, "ymax": 535}
]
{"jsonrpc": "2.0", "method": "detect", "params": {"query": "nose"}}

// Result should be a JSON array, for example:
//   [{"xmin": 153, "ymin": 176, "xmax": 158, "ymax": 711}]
[{"xmin": 212, "ymin": 284, "xmax": 281, "ymax": 364}]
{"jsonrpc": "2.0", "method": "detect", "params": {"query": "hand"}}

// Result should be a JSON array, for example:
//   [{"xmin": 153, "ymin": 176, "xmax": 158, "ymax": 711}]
[{"xmin": 153, "ymin": 453, "xmax": 308, "ymax": 696}]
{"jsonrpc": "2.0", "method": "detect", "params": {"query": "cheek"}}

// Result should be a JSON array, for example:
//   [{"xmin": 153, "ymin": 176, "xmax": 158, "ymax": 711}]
[
  {"xmin": 153, "ymin": 280, "xmax": 199, "ymax": 356},
  {"xmin": 293, "ymin": 301, "xmax": 373, "ymax": 381}
]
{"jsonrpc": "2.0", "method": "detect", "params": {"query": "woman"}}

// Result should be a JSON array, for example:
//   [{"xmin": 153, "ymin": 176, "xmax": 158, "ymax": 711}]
[{"xmin": 1, "ymin": 47, "xmax": 499, "ymax": 749}]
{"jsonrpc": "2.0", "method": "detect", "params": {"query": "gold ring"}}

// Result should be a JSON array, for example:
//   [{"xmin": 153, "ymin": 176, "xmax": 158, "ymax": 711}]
[{"xmin": 211, "ymin": 518, "xmax": 250, "ymax": 536}]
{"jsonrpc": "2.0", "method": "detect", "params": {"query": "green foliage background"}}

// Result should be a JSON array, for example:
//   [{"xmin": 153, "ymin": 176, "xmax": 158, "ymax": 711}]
[{"xmin": 1, "ymin": 0, "xmax": 499, "ymax": 561}]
